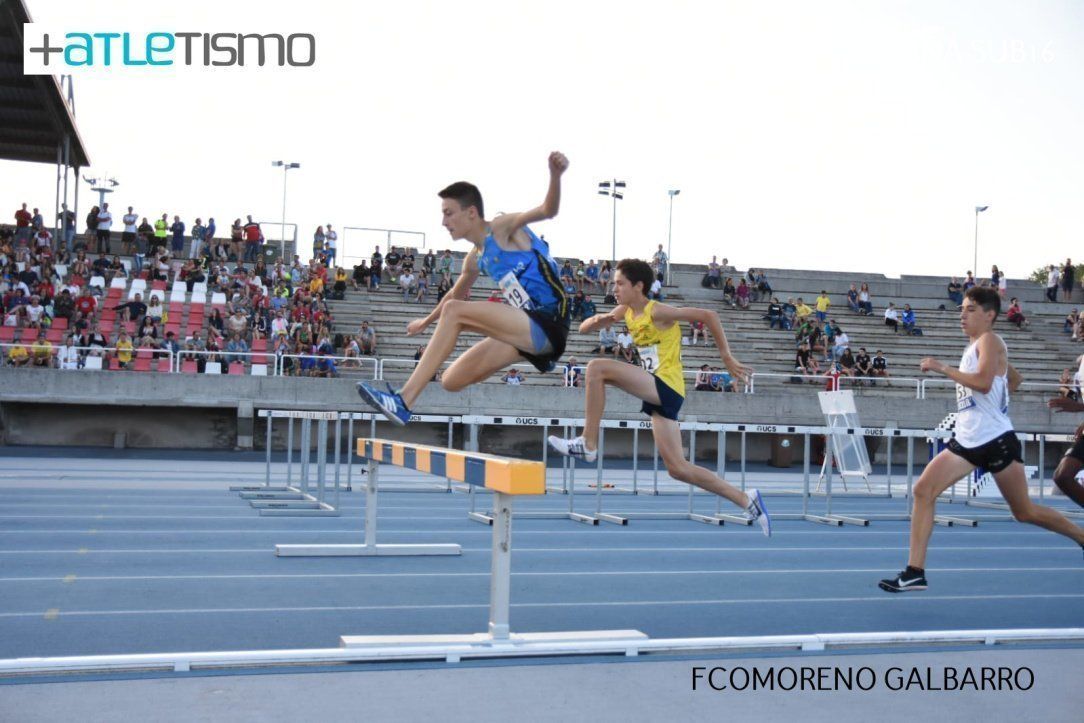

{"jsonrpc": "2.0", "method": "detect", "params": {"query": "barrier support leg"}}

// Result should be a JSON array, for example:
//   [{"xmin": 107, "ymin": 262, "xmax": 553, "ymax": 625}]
[{"xmin": 275, "ymin": 458, "xmax": 461, "ymax": 557}]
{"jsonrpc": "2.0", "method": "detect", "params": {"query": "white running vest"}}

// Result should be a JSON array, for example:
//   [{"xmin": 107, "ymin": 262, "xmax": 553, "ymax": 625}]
[{"xmin": 954, "ymin": 336, "xmax": 1013, "ymax": 447}]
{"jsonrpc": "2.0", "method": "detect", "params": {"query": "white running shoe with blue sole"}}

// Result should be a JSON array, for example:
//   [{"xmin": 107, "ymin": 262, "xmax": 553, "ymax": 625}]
[
  {"xmin": 547, "ymin": 435, "xmax": 597, "ymax": 463},
  {"xmin": 745, "ymin": 488, "xmax": 772, "ymax": 537}
]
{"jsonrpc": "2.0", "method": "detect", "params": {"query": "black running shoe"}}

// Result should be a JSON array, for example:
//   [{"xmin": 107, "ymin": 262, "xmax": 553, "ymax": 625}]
[{"xmin": 878, "ymin": 568, "xmax": 928, "ymax": 593}]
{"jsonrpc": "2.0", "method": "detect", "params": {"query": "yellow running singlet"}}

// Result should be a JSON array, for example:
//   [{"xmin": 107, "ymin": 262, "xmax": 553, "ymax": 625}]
[{"xmin": 624, "ymin": 300, "xmax": 685, "ymax": 397}]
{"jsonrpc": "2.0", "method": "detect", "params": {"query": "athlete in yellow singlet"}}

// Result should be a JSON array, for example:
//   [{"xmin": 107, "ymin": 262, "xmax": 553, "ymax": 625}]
[{"xmin": 548, "ymin": 258, "xmax": 772, "ymax": 535}]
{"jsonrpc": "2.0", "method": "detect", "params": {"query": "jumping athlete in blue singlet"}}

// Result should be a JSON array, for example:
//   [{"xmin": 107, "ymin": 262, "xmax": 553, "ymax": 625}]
[{"xmin": 357, "ymin": 151, "xmax": 571, "ymax": 425}]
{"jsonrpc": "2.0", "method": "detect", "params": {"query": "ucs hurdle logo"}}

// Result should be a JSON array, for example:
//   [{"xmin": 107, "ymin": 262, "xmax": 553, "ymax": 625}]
[{"xmin": 23, "ymin": 25, "xmax": 316, "ymax": 73}]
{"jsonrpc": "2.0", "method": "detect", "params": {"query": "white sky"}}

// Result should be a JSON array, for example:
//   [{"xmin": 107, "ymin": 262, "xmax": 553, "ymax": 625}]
[{"xmin": 4, "ymin": 0, "xmax": 1082, "ymax": 278}]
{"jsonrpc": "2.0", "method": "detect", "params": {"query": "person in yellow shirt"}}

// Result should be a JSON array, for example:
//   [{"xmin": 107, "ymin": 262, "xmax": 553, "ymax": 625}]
[
  {"xmin": 7, "ymin": 344, "xmax": 30, "ymax": 367},
  {"xmin": 795, "ymin": 297, "xmax": 813, "ymax": 320},
  {"xmin": 815, "ymin": 290, "xmax": 831, "ymax": 322},
  {"xmin": 115, "ymin": 331, "xmax": 134, "ymax": 368},
  {"xmin": 30, "ymin": 334, "xmax": 53, "ymax": 367},
  {"xmin": 548, "ymin": 258, "xmax": 772, "ymax": 535}
]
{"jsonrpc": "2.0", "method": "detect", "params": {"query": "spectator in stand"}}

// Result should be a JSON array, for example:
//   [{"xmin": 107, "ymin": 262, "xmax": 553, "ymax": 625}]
[
  {"xmin": 648, "ymin": 273, "xmax": 663, "ymax": 301},
  {"xmin": 990, "ymin": 264, "xmax": 1002, "ymax": 291},
  {"xmin": 121, "ymin": 207, "xmax": 138, "ymax": 255},
  {"xmin": 721, "ymin": 276, "xmax": 736, "ymax": 307},
  {"xmin": 845, "ymin": 283, "xmax": 860, "ymax": 313},
  {"xmin": 384, "ymin": 246, "xmax": 402, "ymax": 282},
  {"xmin": 689, "ymin": 318, "xmax": 706, "ymax": 345},
  {"xmin": 227, "ymin": 218, "xmax": 243, "ymax": 260},
  {"xmin": 837, "ymin": 348, "xmax": 857, "ymax": 380},
  {"xmin": 1065, "ymin": 308, "xmax": 1078, "ymax": 337},
  {"xmin": 225, "ymin": 332, "xmax": 249, "ymax": 365},
  {"xmin": 31, "ymin": 207, "xmax": 44, "ymax": 230},
  {"xmin": 870, "ymin": 349, "xmax": 890, "ymax": 385},
  {"xmin": 901, "ymin": 304, "xmax": 921, "ymax": 335},
  {"xmin": 73, "ymin": 287, "xmax": 97, "ymax": 323},
  {"xmin": 422, "ymin": 249, "xmax": 436, "ymax": 276},
  {"xmin": 33, "ymin": 227, "xmax": 52, "ymax": 256},
  {"xmin": 312, "ymin": 226, "xmax": 325, "ymax": 259},
  {"xmin": 137, "ymin": 316, "xmax": 158, "ymax": 341},
  {"xmin": 814, "ymin": 290, "xmax": 831, "ymax": 322},
  {"xmin": 1006, "ymin": 298, "xmax": 1029, "ymax": 329},
  {"xmin": 574, "ymin": 260, "xmax": 587, "ymax": 292},
  {"xmin": 81, "ymin": 205, "xmax": 99, "ymax": 251},
  {"xmin": 947, "ymin": 277, "xmax": 963, "ymax": 306},
  {"xmin": 135, "ymin": 217, "xmax": 153, "ymax": 274},
  {"xmin": 14, "ymin": 202, "xmax": 32, "ymax": 246},
  {"xmin": 399, "ymin": 267, "xmax": 417, "ymax": 301},
  {"xmin": 151, "ymin": 213, "xmax": 168, "ymax": 253},
  {"xmin": 115, "ymin": 330, "xmax": 134, "ymax": 369},
  {"xmin": 858, "ymin": 282, "xmax": 873, "ymax": 315},
  {"xmin": 53, "ymin": 289, "xmax": 74, "ymax": 322},
  {"xmin": 962, "ymin": 271, "xmax": 976, "ymax": 291},
  {"xmin": 437, "ymin": 249, "xmax": 454, "ymax": 283},
  {"xmin": 695, "ymin": 364, "xmax": 713, "ymax": 391},
  {"xmin": 854, "ymin": 347, "xmax": 873, "ymax": 384},
  {"xmin": 615, "ymin": 326, "xmax": 634, "ymax": 363},
  {"xmin": 559, "ymin": 260, "xmax": 574, "ymax": 290},
  {"xmin": 795, "ymin": 297, "xmax": 813, "ymax": 321},
  {"xmin": 765, "ymin": 297, "xmax": 784, "ymax": 330},
  {"xmin": 341, "ymin": 335, "xmax": 362, "ymax": 367},
  {"xmin": 1046, "ymin": 264, "xmax": 1061, "ymax": 303},
  {"xmin": 414, "ymin": 269, "xmax": 429, "ymax": 302},
  {"xmin": 351, "ymin": 261, "xmax": 370, "ymax": 291},
  {"xmin": 207, "ymin": 307, "xmax": 226, "ymax": 337},
  {"xmin": 112, "ymin": 292, "xmax": 147, "ymax": 323},
  {"xmin": 30, "ymin": 331, "xmax": 52, "ymax": 367},
  {"xmin": 584, "ymin": 259, "xmax": 600, "ymax": 292},
  {"xmin": 501, "ymin": 368, "xmax": 525, "ymax": 385},
  {"xmin": 754, "ymin": 269, "xmax": 772, "ymax": 302},
  {"xmin": 593, "ymin": 325, "xmax": 617, "ymax": 355},
  {"xmin": 710, "ymin": 367, "xmax": 735, "ymax": 392},
  {"xmin": 227, "ymin": 309, "xmax": 249, "ymax": 340},
  {"xmin": 581, "ymin": 294, "xmax": 597, "ymax": 321},
  {"xmin": 358, "ymin": 321, "xmax": 376, "ymax": 355},
  {"xmin": 735, "ymin": 278, "xmax": 750, "ymax": 309},
  {"xmin": 652, "ymin": 244, "xmax": 668, "ymax": 282},
  {"xmin": 96, "ymin": 203, "xmax": 113, "ymax": 255},
  {"xmin": 563, "ymin": 356, "xmax": 583, "ymax": 388},
  {"xmin": 705, "ymin": 256, "xmax": 722, "ymax": 289},
  {"xmin": 884, "ymin": 302, "xmax": 900, "ymax": 333},
  {"xmin": 7, "ymin": 341, "xmax": 29, "ymax": 367},
  {"xmin": 57, "ymin": 203, "xmax": 76, "ymax": 252},
  {"xmin": 1061, "ymin": 258, "xmax": 1075, "ymax": 302},
  {"xmin": 190, "ymin": 218, "xmax": 206, "ymax": 260},
  {"xmin": 243, "ymin": 216, "xmax": 261, "ymax": 263},
  {"xmin": 830, "ymin": 326, "xmax": 850, "ymax": 362},
  {"xmin": 795, "ymin": 340, "xmax": 819, "ymax": 382},
  {"xmin": 598, "ymin": 261, "xmax": 613, "ymax": 296},
  {"xmin": 85, "ymin": 323, "xmax": 108, "ymax": 359},
  {"xmin": 57, "ymin": 335, "xmax": 80, "ymax": 370},
  {"xmin": 325, "ymin": 224, "xmax": 338, "ymax": 265},
  {"xmin": 160, "ymin": 331, "xmax": 180, "ymax": 360},
  {"xmin": 24, "ymin": 295, "xmax": 46, "ymax": 328}
]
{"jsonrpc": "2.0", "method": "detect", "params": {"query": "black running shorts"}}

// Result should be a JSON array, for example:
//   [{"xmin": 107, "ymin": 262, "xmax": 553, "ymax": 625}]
[{"xmin": 946, "ymin": 431, "xmax": 1023, "ymax": 474}]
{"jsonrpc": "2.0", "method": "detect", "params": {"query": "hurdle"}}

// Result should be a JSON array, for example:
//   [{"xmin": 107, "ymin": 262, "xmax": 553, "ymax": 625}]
[
  {"xmin": 232, "ymin": 410, "xmax": 342, "ymax": 517},
  {"xmin": 341, "ymin": 413, "xmax": 461, "ymax": 493},
  {"xmin": 325, "ymin": 438, "xmax": 647, "ymax": 654}
]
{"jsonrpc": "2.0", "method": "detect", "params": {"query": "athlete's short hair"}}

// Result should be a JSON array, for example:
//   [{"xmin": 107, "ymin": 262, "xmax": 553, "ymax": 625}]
[
  {"xmin": 438, "ymin": 182, "xmax": 484, "ymax": 218},
  {"xmin": 964, "ymin": 286, "xmax": 1000, "ymax": 316},
  {"xmin": 616, "ymin": 258, "xmax": 654, "ymax": 296}
]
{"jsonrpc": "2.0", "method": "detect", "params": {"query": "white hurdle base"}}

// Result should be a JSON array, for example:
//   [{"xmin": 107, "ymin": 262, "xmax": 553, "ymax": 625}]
[
  {"xmin": 276, "ymin": 543, "xmax": 461, "ymax": 557},
  {"xmin": 340, "ymin": 630, "xmax": 648, "ymax": 662}
]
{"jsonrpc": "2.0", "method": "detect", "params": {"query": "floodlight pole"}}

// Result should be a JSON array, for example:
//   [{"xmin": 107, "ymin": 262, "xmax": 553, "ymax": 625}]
[
  {"xmin": 598, "ymin": 179, "xmax": 626, "ymax": 268},
  {"xmin": 666, "ymin": 189, "xmax": 680, "ymax": 286},
  {"xmin": 273, "ymin": 161, "xmax": 301, "ymax": 259}
]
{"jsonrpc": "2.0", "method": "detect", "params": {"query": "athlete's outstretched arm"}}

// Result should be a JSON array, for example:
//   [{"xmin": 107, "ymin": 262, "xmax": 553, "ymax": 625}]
[
  {"xmin": 489, "ymin": 152, "xmax": 569, "ymax": 241},
  {"xmin": 920, "ymin": 332, "xmax": 1004, "ymax": 393},
  {"xmin": 652, "ymin": 303, "xmax": 752, "ymax": 384},
  {"xmin": 407, "ymin": 248, "xmax": 480, "ymax": 336},
  {"xmin": 580, "ymin": 305, "xmax": 627, "ymax": 334}
]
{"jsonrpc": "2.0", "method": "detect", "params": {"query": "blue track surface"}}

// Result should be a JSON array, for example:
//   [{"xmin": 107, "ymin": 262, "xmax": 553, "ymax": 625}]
[{"xmin": 1, "ymin": 466, "xmax": 1082, "ymax": 661}]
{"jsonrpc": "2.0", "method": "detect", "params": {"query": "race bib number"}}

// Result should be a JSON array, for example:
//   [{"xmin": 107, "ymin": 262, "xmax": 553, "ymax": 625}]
[
  {"xmin": 498, "ymin": 271, "xmax": 532, "ymax": 309},
  {"xmin": 638, "ymin": 345, "xmax": 660, "ymax": 374},
  {"xmin": 956, "ymin": 383, "xmax": 975, "ymax": 411}
]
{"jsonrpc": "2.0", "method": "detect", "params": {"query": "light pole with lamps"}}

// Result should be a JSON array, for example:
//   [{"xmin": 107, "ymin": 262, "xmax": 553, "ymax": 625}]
[
  {"xmin": 973, "ymin": 204, "xmax": 989, "ymax": 276},
  {"xmin": 666, "ymin": 189, "xmax": 680, "ymax": 286},
  {"xmin": 598, "ymin": 179, "xmax": 625, "ymax": 268},
  {"xmin": 272, "ymin": 160, "xmax": 300, "ymax": 259}
]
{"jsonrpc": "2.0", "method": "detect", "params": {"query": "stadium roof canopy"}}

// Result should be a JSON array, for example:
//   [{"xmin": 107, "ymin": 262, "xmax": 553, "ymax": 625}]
[{"xmin": 0, "ymin": 0, "xmax": 91, "ymax": 167}]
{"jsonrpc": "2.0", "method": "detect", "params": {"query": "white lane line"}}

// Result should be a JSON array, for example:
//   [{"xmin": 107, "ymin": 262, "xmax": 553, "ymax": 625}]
[
  {"xmin": 2, "ymin": 593, "xmax": 1082, "ymax": 619},
  {"xmin": 1, "ymin": 567, "xmax": 1080, "ymax": 583},
  {"xmin": 0, "ymin": 545, "xmax": 1074, "ymax": 555}
]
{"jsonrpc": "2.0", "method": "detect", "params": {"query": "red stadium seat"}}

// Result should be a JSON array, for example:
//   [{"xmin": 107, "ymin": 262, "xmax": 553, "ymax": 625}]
[
  {"xmin": 252, "ymin": 354, "xmax": 267, "ymax": 365},
  {"xmin": 151, "ymin": 280, "xmax": 166, "ymax": 291},
  {"xmin": 132, "ymin": 357, "xmax": 152, "ymax": 372},
  {"xmin": 251, "ymin": 338, "xmax": 267, "ymax": 352},
  {"xmin": 156, "ymin": 357, "xmax": 173, "ymax": 373},
  {"xmin": 136, "ymin": 348, "xmax": 154, "ymax": 360},
  {"xmin": 181, "ymin": 360, "xmax": 198, "ymax": 374},
  {"xmin": 51, "ymin": 317, "xmax": 68, "ymax": 331},
  {"xmin": 189, "ymin": 303, "xmax": 205, "ymax": 316},
  {"xmin": 108, "ymin": 357, "xmax": 123, "ymax": 371},
  {"xmin": 228, "ymin": 362, "xmax": 246, "ymax": 375},
  {"xmin": 45, "ymin": 328, "xmax": 64, "ymax": 344},
  {"xmin": 0, "ymin": 327, "xmax": 15, "ymax": 343}
]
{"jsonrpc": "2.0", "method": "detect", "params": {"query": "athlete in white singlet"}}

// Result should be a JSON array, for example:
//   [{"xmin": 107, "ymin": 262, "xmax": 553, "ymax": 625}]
[{"xmin": 880, "ymin": 286, "xmax": 1084, "ymax": 592}]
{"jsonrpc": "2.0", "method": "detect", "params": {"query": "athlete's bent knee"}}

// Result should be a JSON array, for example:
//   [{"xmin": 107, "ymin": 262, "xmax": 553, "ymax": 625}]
[
  {"xmin": 441, "ymin": 374, "xmax": 467, "ymax": 392},
  {"xmin": 1010, "ymin": 503, "xmax": 1039, "ymax": 525},
  {"xmin": 667, "ymin": 461, "xmax": 695, "ymax": 483},
  {"xmin": 441, "ymin": 299, "xmax": 466, "ymax": 321},
  {"xmin": 912, "ymin": 479, "xmax": 940, "ymax": 504}
]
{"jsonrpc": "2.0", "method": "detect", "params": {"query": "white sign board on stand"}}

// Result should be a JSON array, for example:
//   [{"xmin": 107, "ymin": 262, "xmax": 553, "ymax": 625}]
[{"xmin": 818, "ymin": 390, "xmax": 872, "ymax": 491}]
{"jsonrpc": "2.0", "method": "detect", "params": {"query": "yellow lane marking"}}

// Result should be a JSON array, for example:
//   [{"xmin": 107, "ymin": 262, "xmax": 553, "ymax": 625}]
[
  {"xmin": 62, "ymin": 574, "xmax": 76, "ymax": 584},
  {"xmin": 77, "ymin": 548, "xmax": 88, "ymax": 554},
  {"xmin": 43, "ymin": 609, "xmax": 59, "ymax": 621}
]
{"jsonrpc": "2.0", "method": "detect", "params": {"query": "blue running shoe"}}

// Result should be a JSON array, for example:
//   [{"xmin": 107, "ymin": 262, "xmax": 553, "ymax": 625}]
[
  {"xmin": 745, "ymin": 488, "xmax": 772, "ymax": 537},
  {"xmin": 356, "ymin": 381, "xmax": 412, "ymax": 426}
]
